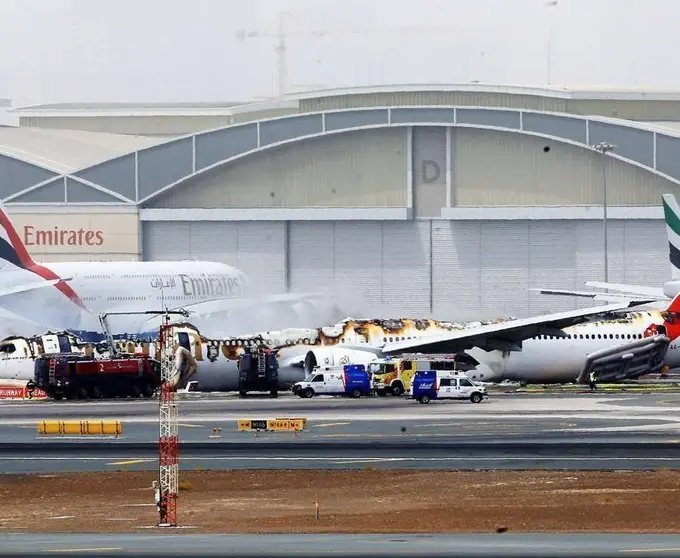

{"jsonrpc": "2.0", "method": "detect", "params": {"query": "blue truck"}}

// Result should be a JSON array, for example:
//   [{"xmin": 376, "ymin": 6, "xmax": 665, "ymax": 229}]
[{"xmin": 293, "ymin": 364, "xmax": 372, "ymax": 398}]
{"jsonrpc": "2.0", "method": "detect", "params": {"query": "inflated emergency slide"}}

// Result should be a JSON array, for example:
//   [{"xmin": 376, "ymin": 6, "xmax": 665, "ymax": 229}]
[{"xmin": 577, "ymin": 334, "xmax": 671, "ymax": 384}]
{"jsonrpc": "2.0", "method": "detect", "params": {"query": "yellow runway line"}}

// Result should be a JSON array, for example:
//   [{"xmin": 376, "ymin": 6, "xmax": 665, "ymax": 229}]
[{"xmin": 108, "ymin": 459, "xmax": 154, "ymax": 466}]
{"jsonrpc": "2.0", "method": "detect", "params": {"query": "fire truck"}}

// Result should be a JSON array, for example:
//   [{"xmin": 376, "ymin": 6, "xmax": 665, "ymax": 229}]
[
  {"xmin": 237, "ymin": 345, "xmax": 279, "ymax": 398},
  {"xmin": 33, "ymin": 351, "xmax": 161, "ymax": 400},
  {"xmin": 369, "ymin": 353, "xmax": 476, "ymax": 396}
]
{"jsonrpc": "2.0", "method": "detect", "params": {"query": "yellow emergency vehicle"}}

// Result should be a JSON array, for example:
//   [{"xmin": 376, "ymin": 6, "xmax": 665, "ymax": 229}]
[{"xmin": 369, "ymin": 354, "xmax": 466, "ymax": 397}]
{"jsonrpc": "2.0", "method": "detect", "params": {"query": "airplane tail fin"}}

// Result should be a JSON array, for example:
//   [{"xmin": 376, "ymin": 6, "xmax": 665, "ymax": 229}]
[
  {"xmin": 662, "ymin": 194, "xmax": 680, "ymax": 280},
  {"xmin": 0, "ymin": 200, "xmax": 37, "ymax": 272},
  {"xmin": 0, "ymin": 201, "xmax": 85, "ymax": 315}
]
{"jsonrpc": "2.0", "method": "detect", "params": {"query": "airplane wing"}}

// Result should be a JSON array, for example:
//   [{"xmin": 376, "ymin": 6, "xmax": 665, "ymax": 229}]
[
  {"xmin": 529, "ymin": 288, "xmax": 660, "ymax": 304},
  {"xmin": 381, "ymin": 300, "xmax": 649, "ymax": 355},
  {"xmin": 583, "ymin": 281, "xmax": 667, "ymax": 299}
]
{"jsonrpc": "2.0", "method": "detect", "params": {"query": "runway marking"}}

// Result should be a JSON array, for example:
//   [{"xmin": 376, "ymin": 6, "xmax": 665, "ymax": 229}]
[
  {"xmin": 315, "ymin": 422, "xmax": 351, "ymax": 428},
  {"xmin": 6, "ymin": 456, "xmax": 680, "ymax": 463},
  {"xmin": 46, "ymin": 548, "xmax": 122, "ymax": 553},
  {"xmin": 107, "ymin": 459, "xmax": 155, "ymax": 466},
  {"xmin": 178, "ymin": 423, "xmax": 202, "ymax": 428},
  {"xmin": 333, "ymin": 458, "xmax": 408, "ymax": 464}
]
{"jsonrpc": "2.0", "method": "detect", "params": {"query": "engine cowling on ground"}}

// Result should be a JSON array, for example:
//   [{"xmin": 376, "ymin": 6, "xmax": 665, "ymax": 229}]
[{"xmin": 302, "ymin": 348, "xmax": 377, "ymax": 374}]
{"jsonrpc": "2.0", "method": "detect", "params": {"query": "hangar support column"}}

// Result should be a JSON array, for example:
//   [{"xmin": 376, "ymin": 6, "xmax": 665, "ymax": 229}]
[
  {"xmin": 446, "ymin": 126, "xmax": 454, "ymax": 207},
  {"xmin": 411, "ymin": 127, "xmax": 448, "ymax": 218},
  {"xmin": 406, "ymin": 127, "xmax": 414, "ymax": 215}
]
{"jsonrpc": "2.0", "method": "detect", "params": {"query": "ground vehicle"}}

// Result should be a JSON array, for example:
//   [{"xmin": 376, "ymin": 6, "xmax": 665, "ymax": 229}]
[
  {"xmin": 370, "ymin": 354, "xmax": 474, "ymax": 396},
  {"xmin": 409, "ymin": 370, "xmax": 487, "ymax": 404},
  {"xmin": 237, "ymin": 347, "xmax": 279, "ymax": 397},
  {"xmin": 294, "ymin": 364, "xmax": 371, "ymax": 398},
  {"xmin": 33, "ymin": 352, "xmax": 161, "ymax": 400}
]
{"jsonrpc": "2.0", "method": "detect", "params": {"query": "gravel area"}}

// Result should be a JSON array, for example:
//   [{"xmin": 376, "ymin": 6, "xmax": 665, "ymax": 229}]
[{"xmin": 2, "ymin": 469, "xmax": 680, "ymax": 533}]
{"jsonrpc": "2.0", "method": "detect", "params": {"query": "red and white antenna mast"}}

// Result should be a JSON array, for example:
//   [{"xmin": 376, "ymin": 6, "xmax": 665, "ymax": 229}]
[{"xmin": 157, "ymin": 313, "xmax": 179, "ymax": 527}]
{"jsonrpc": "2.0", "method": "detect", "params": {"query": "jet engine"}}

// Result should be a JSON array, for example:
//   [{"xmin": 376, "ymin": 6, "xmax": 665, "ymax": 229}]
[{"xmin": 301, "ymin": 347, "xmax": 379, "ymax": 374}]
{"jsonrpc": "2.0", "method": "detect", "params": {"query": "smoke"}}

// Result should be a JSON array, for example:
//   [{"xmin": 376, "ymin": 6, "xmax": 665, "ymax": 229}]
[
  {"xmin": 0, "ymin": 311, "xmax": 46, "ymax": 339},
  {"xmin": 167, "ymin": 283, "xmax": 516, "ymax": 340},
  {"xmin": 191, "ymin": 286, "xmax": 366, "ymax": 338}
]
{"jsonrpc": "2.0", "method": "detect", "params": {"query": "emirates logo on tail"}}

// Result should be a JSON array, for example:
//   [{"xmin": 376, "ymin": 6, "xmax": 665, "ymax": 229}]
[{"xmin": 0, "ymin": 204, "xmax": 87, "ymax": 311}]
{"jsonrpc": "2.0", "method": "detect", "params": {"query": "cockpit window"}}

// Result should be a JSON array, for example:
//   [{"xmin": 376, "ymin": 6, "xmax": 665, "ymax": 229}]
[{"xmin": 0, "ymin": 343, "xmax": 16, "ymax": 354}]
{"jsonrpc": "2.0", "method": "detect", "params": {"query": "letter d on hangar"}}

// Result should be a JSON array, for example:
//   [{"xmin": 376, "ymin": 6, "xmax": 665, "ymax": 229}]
[{"xmin": 421, "ymin": 160, "xmax": 441, "ymax": 184}]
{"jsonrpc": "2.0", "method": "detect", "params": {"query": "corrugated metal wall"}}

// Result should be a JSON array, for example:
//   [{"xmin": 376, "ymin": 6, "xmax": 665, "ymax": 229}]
[
  {"xmin": 288, "ymin": 220, "xmax": 431, "ymax": 315},
  {"xmin": 432, "ymin": 218, "xmax": 667, "ymax": 319},
  {"xmin": 142, "ymin": 217, "xmax": 668, "ymax": 321},
  {"xmin": 452, "ymin": 128, "xmax": 680, "ymax": 206},
  {"xmin": 567, "ymin": 100, "xmax": 680, "ymax": 120},
  {"xmin": 147, "ymin": 129, "xmax": 407, "ymax": 209},
  {"xmin": 142, "ymin": 221, "xmax": 286, "ymax": 293},
  {"xmin": 299, "ymin": 92, "xmax": 568, "ymax": 112}
]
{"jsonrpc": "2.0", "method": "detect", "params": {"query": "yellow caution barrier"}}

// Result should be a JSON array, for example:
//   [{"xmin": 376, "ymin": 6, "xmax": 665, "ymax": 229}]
[
  {"xmin": 238, "ymin": 418, "xmax": 306, "ymax": 432},
  {"xmin": 37, "ymin": 420, "xmax": 123, "ymax": 436}
]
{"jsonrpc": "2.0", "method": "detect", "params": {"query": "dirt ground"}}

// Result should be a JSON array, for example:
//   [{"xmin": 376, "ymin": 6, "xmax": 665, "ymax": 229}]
[{"xmin": 2, "ymin": 469, "xmax": 680, "ymax": 534}]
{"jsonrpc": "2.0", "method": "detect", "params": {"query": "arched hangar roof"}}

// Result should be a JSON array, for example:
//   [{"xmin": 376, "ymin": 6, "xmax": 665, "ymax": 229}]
[{"xmin": 3, "ymin": 106, "xmax": 680, "ymax": 205}]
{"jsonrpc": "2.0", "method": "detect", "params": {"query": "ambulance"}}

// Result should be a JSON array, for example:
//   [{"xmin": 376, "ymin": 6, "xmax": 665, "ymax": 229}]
[
  {"xmin": 409, "ymin": 370, "xmax": 487, "ymax": 404},
  {"xmin": 293, "ymin": 364, "xmax": 372, "ymax": 398}
]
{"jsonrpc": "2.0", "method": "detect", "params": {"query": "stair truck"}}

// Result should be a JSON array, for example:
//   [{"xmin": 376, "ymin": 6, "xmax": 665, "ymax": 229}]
[
  {"xmin": 294, "ymin": 364, "xmax": 371, "ymax": 398},
  {"xmin": 237, "ymin": 345, "xmax": 279, "ymax": 397},
  {"xmin": 410, "ymin": 370, "xmax": 487, "ymax": 404},
  {"xmin": 370, "ymin": 353, "xmax": 476, "ymax": 397}
]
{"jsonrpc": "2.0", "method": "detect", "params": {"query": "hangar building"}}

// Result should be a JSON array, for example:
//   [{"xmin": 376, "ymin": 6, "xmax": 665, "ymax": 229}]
[{"xmin": 2, "ymin": 84, "xmax": 680, "ymax": 320}]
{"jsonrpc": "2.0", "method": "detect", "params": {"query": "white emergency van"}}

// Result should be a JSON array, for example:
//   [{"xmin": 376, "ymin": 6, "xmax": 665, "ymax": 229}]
[
  {"xmin": 409, "ymin": 370, "xmax": 488, "ymax": 404},
  {"xmin": 293, "ymin": 365, "xmax": 372, "ymax": 398}
]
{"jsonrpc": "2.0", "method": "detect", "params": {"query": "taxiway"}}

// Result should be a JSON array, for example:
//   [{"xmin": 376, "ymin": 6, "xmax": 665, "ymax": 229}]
[
  {"xmin": 1, "ymin": 392, "xmax": 680, "ymax": 472},
  {"xmin": 4, "ymin": 532, "xmax": 680, "ymax": 557}
]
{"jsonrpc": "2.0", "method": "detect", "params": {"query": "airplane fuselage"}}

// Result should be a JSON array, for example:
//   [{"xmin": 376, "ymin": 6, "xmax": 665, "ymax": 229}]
[
  {"xmin": 0, "ymin": 260, "xmax": 250, "ymax": 335},
  {"xmin": 467, "ymin": 311, "xmax": 680, "ymax": 383},
  {"xmin": 0, "ymin": 313, "xmax": 675, "ymax": 393}
]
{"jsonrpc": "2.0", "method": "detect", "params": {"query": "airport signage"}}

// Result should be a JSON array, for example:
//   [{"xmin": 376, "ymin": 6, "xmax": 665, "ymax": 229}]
[
  {"xmin": 23, "ymin": 226, "xmax": 104, "ymax": 247},
  {"xmin": 5, "ymin": 209, "xmax": 140, "ymax": 260},
  {"xmin": 0, "ymin": 386, "xmax": 48, "ymax": 400}
]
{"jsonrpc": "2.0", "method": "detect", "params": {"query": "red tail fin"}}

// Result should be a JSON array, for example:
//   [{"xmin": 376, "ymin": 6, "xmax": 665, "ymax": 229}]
[
  {"xmin": 0, "ymin": 203, "xmax": 37, "ymax": 271},
  {"xmin": 0, "ymin": 202, "xmax": 86, "ymax": 311}
]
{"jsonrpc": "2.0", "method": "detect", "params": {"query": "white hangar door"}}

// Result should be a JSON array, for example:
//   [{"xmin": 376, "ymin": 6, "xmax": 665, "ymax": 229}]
[
  {"xmin": 142, "ymin": 221, "xmax": 287, "ymax": 293},
  {"xmin": 288, "ymin": 220, "xmax": 431, "ymax": 317}
]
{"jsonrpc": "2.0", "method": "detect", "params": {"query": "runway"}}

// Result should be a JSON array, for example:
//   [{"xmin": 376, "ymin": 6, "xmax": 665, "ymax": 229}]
[
  {"xmin": 3, "ymin": 392, "xmax": 680, "ymax": 472},
  {"xmin": 5, "ymin": 533, "xmax": 680, "ymax": 556}
]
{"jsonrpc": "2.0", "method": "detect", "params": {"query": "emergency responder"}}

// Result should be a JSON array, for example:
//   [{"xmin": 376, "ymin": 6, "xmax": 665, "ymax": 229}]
[
  {"xmin": 152, "ymin": 480, "xmax": 164, "ymax": 523},
  {"xmin": 25, "ymin": 380, "xmax": 36, "ymax": 399},
  {"xmin": 589, "ymin": 371, "xmax": 597, "ymax": 391}
]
